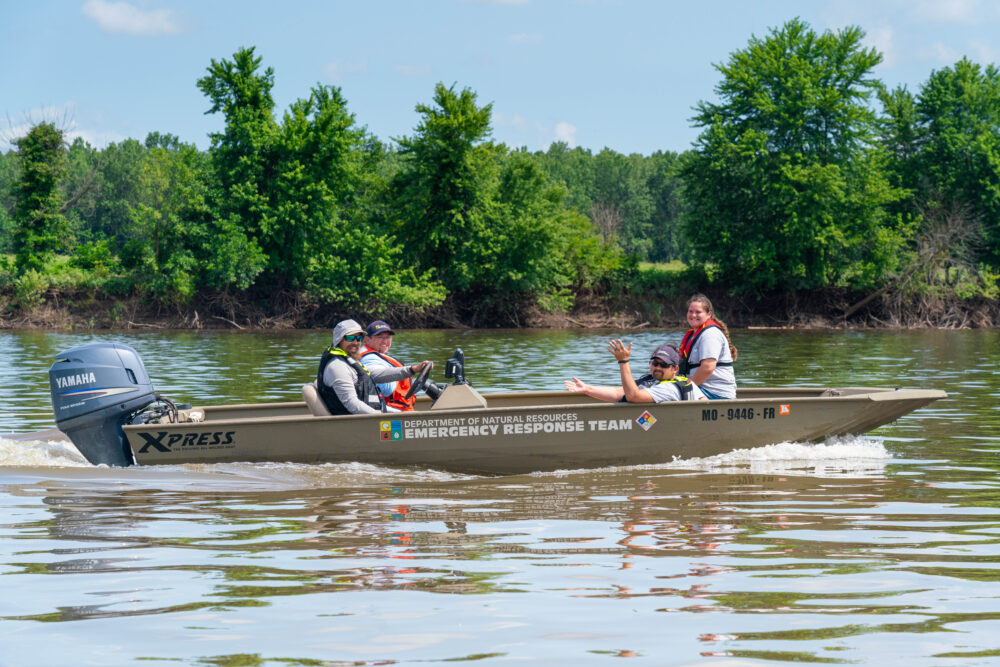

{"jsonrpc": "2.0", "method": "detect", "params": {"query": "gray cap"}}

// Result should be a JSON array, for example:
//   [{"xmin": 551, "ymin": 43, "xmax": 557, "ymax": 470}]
[
  {"xmin": 650, "ymin": 344, "xmax": 680, "ymax": 366},
  {"xmin": 332, "ymin": 319, "xmax": 364, "ymax": 345}
]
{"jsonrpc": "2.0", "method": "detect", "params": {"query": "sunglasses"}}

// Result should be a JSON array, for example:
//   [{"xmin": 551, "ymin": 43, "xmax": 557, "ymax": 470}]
[
  {"xmin": 649, "ymin": 359, "xmax": 673, "ymax": 368},
  {"xmin": 343, "ymin": 334, "xmax": 365, "ymax": 342}
]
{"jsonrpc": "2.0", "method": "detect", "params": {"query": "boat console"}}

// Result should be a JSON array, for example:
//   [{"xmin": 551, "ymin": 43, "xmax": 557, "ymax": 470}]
[{"xmin": 429, "ymin": 383, "xmax": 488, "ymax": 410}]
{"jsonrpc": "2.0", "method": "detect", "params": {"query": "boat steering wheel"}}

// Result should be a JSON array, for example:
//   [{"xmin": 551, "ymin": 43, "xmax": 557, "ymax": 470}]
[{"xmin": 404, "ymin": 361, "xmax": 434, "ymax": 400}]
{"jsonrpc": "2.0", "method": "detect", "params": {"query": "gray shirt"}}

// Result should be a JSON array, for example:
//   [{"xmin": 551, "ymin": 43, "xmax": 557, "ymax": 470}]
[
  {"xmin": 323, "ymin": 356, "xmax": 413, "ymax": 414},
  {"xmin": 689, "ymin": 326, "xmax": 737, "ymax": 399}
]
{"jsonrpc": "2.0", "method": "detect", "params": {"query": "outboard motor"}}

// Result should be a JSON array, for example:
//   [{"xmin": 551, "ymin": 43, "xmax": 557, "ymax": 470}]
[{"xmin": 49, "ymin": 343, "xmax": 157, "ymax": 466}]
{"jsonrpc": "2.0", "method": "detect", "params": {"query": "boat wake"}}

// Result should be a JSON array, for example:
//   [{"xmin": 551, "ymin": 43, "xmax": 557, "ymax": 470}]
[
  {"xmin": 0, "ymin": 435, "xmax": 476, "ymax": 489},
  {"xmin": 539, "ymin": 434, "xmax": 892, "ymax": 479},
  {"xmin": 0, "ymin": 435, "xmax": 89, "ymax": 468},
  {"xmin": 2, "ymin": 432, "xmax": 890, "ymax": 482},
  {"xmin": 660, "ymin": 434, "xmax": 890, "ymax": 477}
]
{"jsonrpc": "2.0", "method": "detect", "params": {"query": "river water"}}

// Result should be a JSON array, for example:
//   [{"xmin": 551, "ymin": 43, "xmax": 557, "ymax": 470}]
[{"xmin": 1, "ymin": 328, "xmax": 998, "ymax": 666}]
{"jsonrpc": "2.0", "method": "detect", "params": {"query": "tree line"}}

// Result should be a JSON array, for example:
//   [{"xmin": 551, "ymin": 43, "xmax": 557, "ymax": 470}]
[{"xmin": 2, "ymin": 19, "xmax": 998, "ymax": 326}]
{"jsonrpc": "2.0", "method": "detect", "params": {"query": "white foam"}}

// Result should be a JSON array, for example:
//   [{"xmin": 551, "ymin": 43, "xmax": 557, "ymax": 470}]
[
  {"xmin": 661, "ymin": 434, "xmax": 891, "ymax": 477},
  {"xmin": 0, "ymin": 436, "xmax": 90, "ymax": 467},
  {"xmin": 539, "ymin": 435, "xmax": 891, "ymax": 479}
]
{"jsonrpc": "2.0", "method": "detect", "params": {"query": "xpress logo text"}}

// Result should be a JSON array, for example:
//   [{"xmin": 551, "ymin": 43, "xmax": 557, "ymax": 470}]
[{"xmin": 136, "ymin": 430, "xmax": 236, "ymax": 453}]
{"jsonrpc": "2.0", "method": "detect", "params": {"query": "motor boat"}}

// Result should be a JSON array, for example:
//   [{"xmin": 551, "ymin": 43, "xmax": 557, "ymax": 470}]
[{"xmin": 47, "ymin": 343, "xmax": 946, "ymax": 474}]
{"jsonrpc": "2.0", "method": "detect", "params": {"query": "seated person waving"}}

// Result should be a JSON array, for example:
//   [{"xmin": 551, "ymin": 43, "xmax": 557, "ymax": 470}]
[{"xmin": 565, "ymin": 341, "xmax": 706, "ymax": 403}]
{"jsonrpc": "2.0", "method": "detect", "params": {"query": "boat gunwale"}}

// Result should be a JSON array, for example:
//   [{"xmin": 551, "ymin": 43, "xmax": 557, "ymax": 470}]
[{"xmin": 121, "ymin": 387, "xmax": 946, "ymax": 431}]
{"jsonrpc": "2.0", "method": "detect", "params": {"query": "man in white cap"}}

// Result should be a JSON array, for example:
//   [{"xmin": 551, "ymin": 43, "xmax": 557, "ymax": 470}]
[
  {"xmin": 361, "ymin": 320, "xmax": 416, "ymax": 412},
  {"xmin": 564, "ymin": 342, "xmax": 706, "ymax": 403},
  {"xmin": 317, "ymin": 319, "xmax": 431, "ymax": 415}
]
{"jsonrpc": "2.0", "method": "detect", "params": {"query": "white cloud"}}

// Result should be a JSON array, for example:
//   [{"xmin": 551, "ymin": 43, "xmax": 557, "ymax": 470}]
[
  {"xmin": 968, "ymin": 40, "xmax": 1000, "ymax": 65},
  {"xmin": 929, "ymin": 41, "xmax": 962, "ymax": 64},
  {"xmin": 392, "ymin": 64, "xmax": 431, "ymax": 78},
  {"xmin": 554, "ymin": 121, "xmax": 576, "ymax": 148},
  {"xmin": 506, "ymin": 32, "xmax": 543, "ymax": 45},
  {"xmin": 322, "ymin": 59, "xmax": 369, "ymax": 82},
  {"xmin": 66, "ymin": 127, "xmax": 128, "ymax": 148},
  {"xmin": 493, "ymin": 112, "xmax": 577, "ymax": 150},
  {"xmin": 863, "ymin": 26, "xmax": 896, "ymax": 67},
  {"xmin": 493, "ymin": 111, "xmax": 531, "ymax": 131},
  {"xmin": 81, "ymin": 0, "xmax": 180, "ymax": 36},
  {"xmin": 911, "ymin": 0, "xmax": 981, "ymax": 24}
]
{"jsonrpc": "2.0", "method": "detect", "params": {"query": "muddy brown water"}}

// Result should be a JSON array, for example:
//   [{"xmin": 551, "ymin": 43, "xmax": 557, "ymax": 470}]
[{"xmin": 1, "ymin": 328, "xmax": 998, "ymax": 665}]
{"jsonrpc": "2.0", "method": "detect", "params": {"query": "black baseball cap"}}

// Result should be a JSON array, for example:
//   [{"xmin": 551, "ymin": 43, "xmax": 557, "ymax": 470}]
[{"xmin": 366, "ymin": 320, "xmax": 395, "ymax": 336}]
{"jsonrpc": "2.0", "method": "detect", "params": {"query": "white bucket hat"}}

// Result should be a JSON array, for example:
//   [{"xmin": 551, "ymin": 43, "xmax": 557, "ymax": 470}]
[{"xmin": 332, "ymin": 319, "xmax": 364, "ymax": 345}]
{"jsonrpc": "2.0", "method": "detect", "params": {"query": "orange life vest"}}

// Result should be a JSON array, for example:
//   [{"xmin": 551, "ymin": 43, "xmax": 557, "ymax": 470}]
[{"xmin": 361, "ymin": 347, "xmax": 415, "ymax": 411}]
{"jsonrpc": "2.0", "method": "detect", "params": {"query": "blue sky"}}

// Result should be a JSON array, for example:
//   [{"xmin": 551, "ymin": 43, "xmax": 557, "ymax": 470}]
[{"xmin": 2, "ymin": 0, "xmax": 999, "ymax": 155}]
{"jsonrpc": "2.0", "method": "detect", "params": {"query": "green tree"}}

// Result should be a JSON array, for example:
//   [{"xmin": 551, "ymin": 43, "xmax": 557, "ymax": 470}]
[
  {"xmin": 591, "ymin": 149, "xmax": 654, "ymax": 257},
  {"xmin": 392, "ymin": 84, "xmax": 616, "ymax": 318},
  {"xmin": 91, "ymin": 138, "xmax": 148, "ymax": 243},
  {"xmin": 914, "ymin": 58, "xmax": 1000, "ymax": 266},
  {"xmin": 534, "ymin": 142, "xmax": 596, "ymax": 218},
  {"xmin": 198, "ymin": 47, "xmax": 443, "ymax": 308},
  {"xmin": 645, "ymin": 150, "xmax": 686, "ymax": 261},
  {"xmin": 0, "ymin": 149, "xmax": 19, "ymax": 253},
  {"xmin": 120, "ymin": 136, "xmax": 211, "ymax": 301},
  {"xmin": 278, "ymin": 85, "xmax": 444, "ymax": 309},
  {"xmin": 877, "ymin": 85, "xmax": 922, "ymax": 199},
  {"xmin": 59, "ymin": 138, "xmax": 100, "ymax": 243},
  {"xmin": 393, "ymin": 83, "xmax": 497, "ymax": 293},
  {"xmin": 11, "ymin": 122, "xmax": 71, "ymax": 272},
  {"xmin": 268, "ymin": 84, "xmax": 362, "ymax": 286},
  {"xmin": 682, "ymin": 19, "xmax": 905, "ymax": 292},
  {"xmin": 197, "ymin": 46, "xmax": 272, "ymax": 289}
]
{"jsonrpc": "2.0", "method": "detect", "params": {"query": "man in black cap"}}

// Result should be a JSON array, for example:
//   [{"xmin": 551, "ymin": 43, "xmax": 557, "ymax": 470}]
[
  {"xmin": 361, "ymin": 320, "xmax": 417, "ymax": 411},
  {"xmin": 564, "ymin": 341, "xmax": 706, "ymax": 402}
]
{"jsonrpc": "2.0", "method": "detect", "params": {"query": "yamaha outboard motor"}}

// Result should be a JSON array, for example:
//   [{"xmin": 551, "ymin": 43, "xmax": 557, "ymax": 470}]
[{"xmin": 49, "ymin": 343, "xmax": 157, "ymax": 466}]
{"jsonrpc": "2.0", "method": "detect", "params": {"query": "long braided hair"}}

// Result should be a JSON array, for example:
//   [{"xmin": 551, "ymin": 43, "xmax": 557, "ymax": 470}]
[{"xmin": 687, "ymin": 294, "xmax": 738, "ymax": 361}]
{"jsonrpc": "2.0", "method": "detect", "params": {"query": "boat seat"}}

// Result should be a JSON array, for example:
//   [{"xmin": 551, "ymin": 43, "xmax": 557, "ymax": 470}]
[{"xmin": 302, "ymin": 382, "xmax": 331, "ymax": 416}]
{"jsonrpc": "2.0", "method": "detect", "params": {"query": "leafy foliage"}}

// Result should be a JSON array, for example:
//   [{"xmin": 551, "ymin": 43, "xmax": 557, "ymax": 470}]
[
  {"xmin": 914, "ymin": 59, "xmax": 1000, "ymax": 265},
  {"xmin": 11, "ymin": 123, "xmax": 72, "ymax": 272},
  {"xmin": 5, "ymin": 33, "xmax": 999, "ymax": 324},
  {"xmin": 391, "ymin": 85, "xmax": 620, "ymax": 317},
  {"xmin": 682, "ymin": 19, "xmax": 907, "ymax": 293},
  {"xmin": 197, "ymin": 48, "xmax": 444, "ymax": 308}
]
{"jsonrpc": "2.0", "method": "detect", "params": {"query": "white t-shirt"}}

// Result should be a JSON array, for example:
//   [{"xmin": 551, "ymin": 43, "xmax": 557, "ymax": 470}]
[
  {"xmin": 646, "ymin": 380, "xmax": 707, "ymax": 402},
  {"xmin": 688, "ymin": 326, "xmax": 736, "ymax": 399}
]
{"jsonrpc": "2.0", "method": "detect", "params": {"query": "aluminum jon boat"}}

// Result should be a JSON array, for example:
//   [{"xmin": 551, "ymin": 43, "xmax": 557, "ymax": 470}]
[{"xmin": 48, "ymin": 343, "xmax": 946, "ymax": 475}]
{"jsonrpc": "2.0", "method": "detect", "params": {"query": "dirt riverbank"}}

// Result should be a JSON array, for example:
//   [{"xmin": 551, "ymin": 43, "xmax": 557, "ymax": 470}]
[{"xmin": 3, "ymin": 287, "xmax": 998, "ymax": 331}]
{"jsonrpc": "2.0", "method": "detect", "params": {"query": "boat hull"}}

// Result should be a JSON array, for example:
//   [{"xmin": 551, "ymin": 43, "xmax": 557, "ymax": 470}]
[{"xmin": 121, "ymin": 387, "xmax": 945, "ymax": 474}]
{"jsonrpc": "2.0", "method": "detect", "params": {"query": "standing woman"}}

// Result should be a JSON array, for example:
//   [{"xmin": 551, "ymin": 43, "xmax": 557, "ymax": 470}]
[{"xmin": 678, "ymin": 294, "xmax": 738, "ymax": 399}]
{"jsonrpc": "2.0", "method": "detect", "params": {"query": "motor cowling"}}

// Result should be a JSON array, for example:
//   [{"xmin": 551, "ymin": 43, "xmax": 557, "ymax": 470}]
[{"xmin": 49, "ymin": 343, "xmax": 156, "ymax": 466}]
